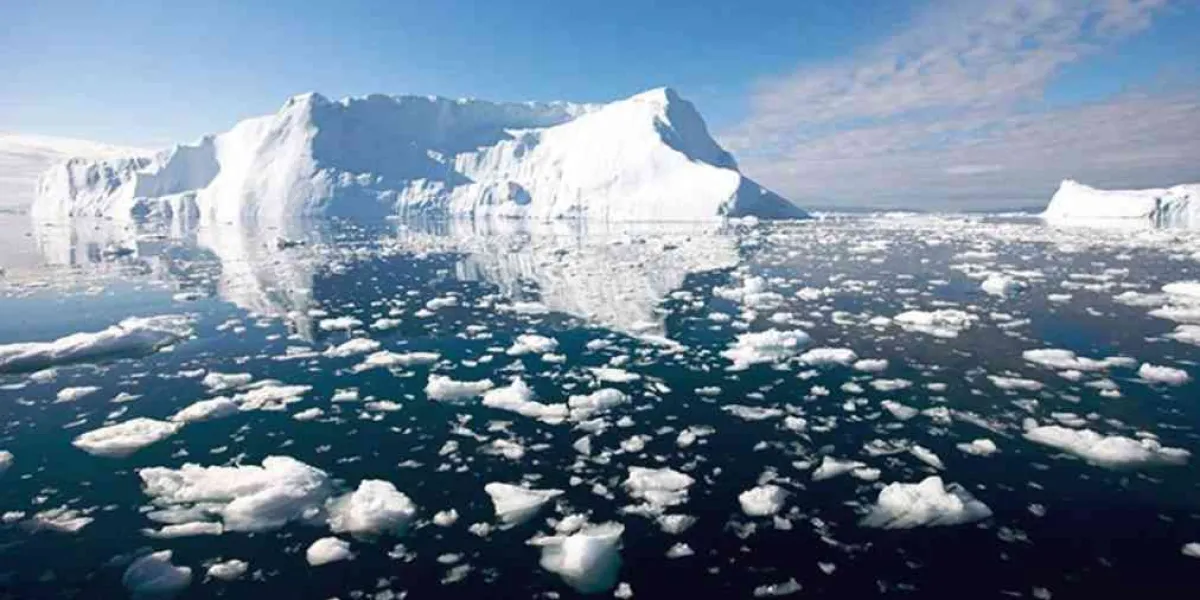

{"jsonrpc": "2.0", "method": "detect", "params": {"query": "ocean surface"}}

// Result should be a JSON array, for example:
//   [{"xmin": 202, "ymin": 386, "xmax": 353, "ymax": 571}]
[{"xmin": 1, "ymin": 212, "xmax": 1199, "ymax": 599}]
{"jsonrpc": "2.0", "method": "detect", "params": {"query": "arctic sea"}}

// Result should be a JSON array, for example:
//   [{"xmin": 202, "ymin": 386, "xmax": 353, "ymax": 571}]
[{"xmin": 1, "ymin": 212, "xmax": 1199, "ymax": 599}]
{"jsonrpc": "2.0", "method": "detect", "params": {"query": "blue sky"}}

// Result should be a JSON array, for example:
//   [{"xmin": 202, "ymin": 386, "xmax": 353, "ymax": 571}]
[{"xmin": 3, "ymin": 0, "xmax": 1198, "ymax": 208}]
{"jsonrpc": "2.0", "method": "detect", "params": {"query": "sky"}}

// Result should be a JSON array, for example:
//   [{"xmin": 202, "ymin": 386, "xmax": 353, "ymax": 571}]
[{"xmin": 2, "ymin": 0, "xmax": 1198, "ymax": 209}]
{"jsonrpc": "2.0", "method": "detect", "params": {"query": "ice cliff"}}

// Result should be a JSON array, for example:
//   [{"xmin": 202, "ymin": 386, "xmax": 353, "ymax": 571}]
[
  {"xmin": 1042, "ymin": 180, "xmax": 1200, "ymax": 228},
  {"xmin": 34, "ymin": 88, "xmax": 805, "ymax": 223}
]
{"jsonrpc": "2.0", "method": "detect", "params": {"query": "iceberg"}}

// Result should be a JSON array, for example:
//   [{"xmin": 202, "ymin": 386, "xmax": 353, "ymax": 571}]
[
  {"xmin": 1042, "ymin": 180, "xmax": 1200, "ymax": 227},
  {"xmin": 34, "ymin": 88, "xmax": 805, "ymax": 224}
]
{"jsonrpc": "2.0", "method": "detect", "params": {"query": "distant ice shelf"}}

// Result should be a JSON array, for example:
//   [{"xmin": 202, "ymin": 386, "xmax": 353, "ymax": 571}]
[
  {"xmin": 1042, "ymin": 179, "xmax": 1200, "ymax": 227},
  {"xmin": 32, "ymin": 88, "xmax": 806, "ymax": 223}
]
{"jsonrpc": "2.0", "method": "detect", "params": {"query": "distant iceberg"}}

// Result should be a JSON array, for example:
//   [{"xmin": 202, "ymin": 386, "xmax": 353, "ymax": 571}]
[
  {"xmin": 33, "ymin": 88, "xmax": 806, "ymax": 223},
  {"xmin": 1042, "ymin": 180, "xmax": 1200, "ymax": 228}
]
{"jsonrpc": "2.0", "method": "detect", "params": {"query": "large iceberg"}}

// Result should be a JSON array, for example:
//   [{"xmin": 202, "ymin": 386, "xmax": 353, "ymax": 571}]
[
  {"xmin": 34, "ymin": 88, "xmax": 805, "ymax": 223},
  {"xmin": 1042, "ymin": 180, "xmax": 1200, "ymax": 227}
]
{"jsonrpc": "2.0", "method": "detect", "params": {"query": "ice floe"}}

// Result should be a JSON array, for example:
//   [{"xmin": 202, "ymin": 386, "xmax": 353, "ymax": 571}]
[
  {"xmin": 138, "ymin": 456, "xmax": 331, "ymax": 532},
  {"xmin": 0, "ymin": 315, "xmax": 193, "ymax": 373},
  {"xmin": 72, "ymin": 418, "xmax": 181, "ymax": 458},
  {"xmin": 122, "ymin": 550, "xmax": 192, "ymax": 598},
  {"xmin": 533, "ymin": 521, "xmax": 624, "ymax": 594},
  {"xmin": 1023, "ymin": 422, "xmax": 1190, "ymax": 468},
  {"xmin": 306, "ymin": 536, "xmax": 353, "ymax": 566},
  {"xmin": 860, "ymin": 476, "xmax": 992, "ymax": 529},
  {"xmin": 484, "ymin": 482, "xmax": 563, "ymax": 526},
  {"xmin": 327, "ymin": 480, "xmax": 417, "ymax": 537}
]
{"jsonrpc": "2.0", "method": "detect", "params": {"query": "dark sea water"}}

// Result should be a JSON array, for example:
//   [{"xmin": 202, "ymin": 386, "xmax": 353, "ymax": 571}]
[{"xmin": 1, "ymin": 213, "xmax": 1199, "ymax": 599}]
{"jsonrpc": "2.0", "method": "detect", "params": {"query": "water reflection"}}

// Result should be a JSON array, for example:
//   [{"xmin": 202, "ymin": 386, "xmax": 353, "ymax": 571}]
[{"xmin": 15, "ymin": 214, "xmax": 742, "ymax": 342}]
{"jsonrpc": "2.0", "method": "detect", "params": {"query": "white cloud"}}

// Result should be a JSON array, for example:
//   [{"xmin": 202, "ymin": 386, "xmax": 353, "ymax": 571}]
[{"xmin": 724, "ymin": 0, "xmax": 1197, "ymax": 208}]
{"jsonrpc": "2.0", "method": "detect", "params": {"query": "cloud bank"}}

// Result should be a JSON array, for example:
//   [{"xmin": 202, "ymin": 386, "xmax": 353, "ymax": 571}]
[{"xmin": 723, "ymin": 0, "xmax": 1200, "ymax": 209}]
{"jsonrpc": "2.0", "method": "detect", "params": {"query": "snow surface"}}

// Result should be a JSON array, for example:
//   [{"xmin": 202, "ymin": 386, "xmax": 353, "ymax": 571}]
[
  {"xmin": 860, "ymin": 476, "xmax": 993, "ymax": 529},
  {"xmin": 33, "ymin": 88, "xmax": 805, "ymax": 224},
  {"xmin": 0, "ymin": 315, "xmax": 193, "ymax": 373},
  {"xmin": 1042, "ymin": 179, "xmax": 1200, "ymax": 227}
]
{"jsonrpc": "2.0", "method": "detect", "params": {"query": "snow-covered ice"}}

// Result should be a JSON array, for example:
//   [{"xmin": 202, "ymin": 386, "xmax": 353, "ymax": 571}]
[
  {"xmin": 484, "ymin": 483, "xmax": 564, "ymax": 526},
  {"xmin": 138, "ymin": 456, "xmax": 331, "ymax": 532},
  {"xmin": 0, "ymin": 315, "xmax": 193, "ymax": 373},
  {"xmin": 72, "ymin": 418, "xmax": 181, "ymax": 458},
  {"xmin": 1023, "ymin": 422, "xmax": 1190, "ymax": 468},
  {"xmin": 33, "ymin": 88, "xmax": 806, "ymax": 225},
  {"xmin": 326, "ymin": 480, "xmax": 417, "ymax": 537},
  {"xmin": 860, "ymin": 476, "xmax": 993, "ymax": 529},
  {"xmin": 534, "ymin": 521, "xmax": 624, "ymax": 594},
  {"xmin": 306, "ymin": 537, "xmax": 353, "ymax": 566}
]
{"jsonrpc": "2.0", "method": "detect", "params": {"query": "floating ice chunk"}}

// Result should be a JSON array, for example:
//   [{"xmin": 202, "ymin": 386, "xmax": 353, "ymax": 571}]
[
  {"xmin": 0, "ymin": 450, "xmax": 11, "ymax": 476},
  {"xmin": 306, "ymin": 537, "xmax": 353, "ymax": 566},
  {"xmin": 24, "ymin": 507, "xmax": 93, "ymax": 533},
  {"xmin": 506, "ymin": 334, "xmax": 559, "ymax": 356},
  {"xmin": 1023, "ymin": 422, "xmax": 1190, "ymax": 468},
  {"xmin": 722, "ymin": 405, "xmax": 784, "ymax": 421},
  {"xmin": 893, "ymin": 309, "xmax": 976, "ymax": 338},
  {"xmin": 534, "ymin": 522, "xmax": 624, "ymax": 594},
  {"xmin": 123, "ymin": 550, "xmax": 192, "ymax": 598},
  {"xmin": 624, "ymin": 466, "xmax": 694, "ymax": 511},
  {"xmin": 980, "ymin": 274, "xmax": 1025, "ymax": 296},
  {"xmin": 909, "ymin": 445, "xmax": 945, "ymax": 470},
  {"xmin": 433, "ymin": 509, "xmax": 459, "ymax": 527},
  {"xmin": 484, "ymin": 483, "xmax": 564, "ymax": 526},
  {"xmin": 853, "ymin": 358, "xmax": 888, "ymax": 372},
  {"xmin": 1137, "ymin": 363, "xmax": 1191, "ymax": 385},
  {"xmin": 880, "ymin": 400, "xmax": 918, "ymax": 421},
  {"xmin": 1021, "ymin": 349, "xmax": 1116, "ymax": 371},
  {"xmin": 590, "ymin": 367, "xmax": 641, "ymax": 383},
  {"xmin": 231, "ymin": 383, "xmax": 311, "ymax": 411},
  {"xmin": 722, "ymin": 329, "xmax": 810, "ymax": 370},
  {"xmin": 323, "ymin": 337, "xmax": 381, "ymax": 358},
  {"xmin": 753, "ymin": 578, "xmax": 803, "ymax": 597},
  {"xmin": 292, "ymin": 408, "xmax": 323, "ymax": 421},
  {"xmin": 812, "ymin": 456, "xmax": 867, "ymax": 481},
  {"xmin": 201, "ymin": 372, "xmax": 253, "ymax": 391},
  {"xmin": 988, "ymin": 375, "xmax": 1043, "ymax": 391},
  {"xmin": 354, "ymin": 350, "xmax": 440, "ymax": 371},
  {"xmin": 0, "ymin": 315, "xmax": 193, "ymax": 373},
  {"xmin": 568, "ymin": 388, "xmax": 630, "ymax": 420},
  {"xmin": 481, "ymin": 378, "xmax": 568, "ymax": 423},
  {"xmin": 870, "ymin": 378, "xmax": 911, "ymax": 392},
  {"xmin": 425, "ymin": 374, "xmax": 494, "ymax": 401},
  {"xmin": 318, "ymin": 316, "xmax": 362, "ymax": 332},
  {"xmin": 205, "ymin": 559, "xmax": 248, "ymax": 581},
  {"xmin": 1183, "ymin": 542, "xmax": 1200, "ymax": 559},
  {"xmin": 798, "ymin": 347, "xmax": 858, "ymax": 366},
  {"xmin": 957, "ymin": 439, "xmax": 999, "ymax": 456},
  {"xmin": 73, "ymin": 418, "xmax": 181, "ymax": 458},
  {"xmin": 56, "ymin": 385, "xmax": 100, "ymax": 402},
  {"xmin": 143, "ymin": 521, "xmax": 224, "ymax": 538},
  {"xmin": 371, "ymin": 317, "xmax": 402, "ymax": 330},
  {"xmin": 170, "ymin": 397, "xmax": 238, "ymax": 423},
  {"xmin": 738, "ymin": 484, "xmax": 787, "ymax": 517},
  {"xmin": 1166, "ymin": 325, "xmax": 1200, "ymax": 345},
  {"xmin": 860, "ymin": 476, "xmax": 992, "ymax": 529},
  {"xmin": 666, "ymin": 543, "xmax": 695, "ymax": 558},
  {"xmin": 138, "ymin": 456, "xmax": 331, "ymax": 532},
  {"xmin": 327, "ymin": 480, "xmax": 417, "ymax": 537}
]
